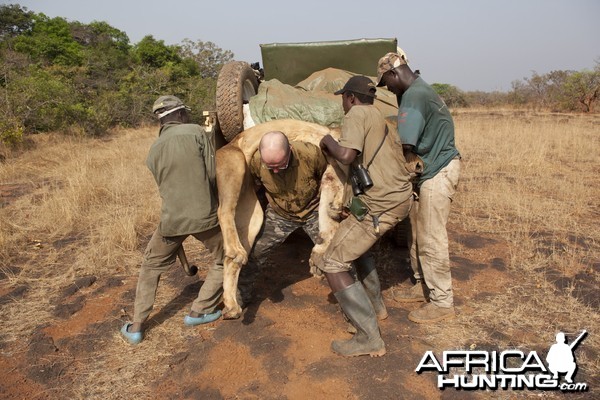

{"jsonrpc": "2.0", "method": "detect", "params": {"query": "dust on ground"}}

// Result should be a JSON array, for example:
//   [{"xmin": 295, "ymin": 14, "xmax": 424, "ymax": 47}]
[{"xmin": 1, "ymin": 218, "xmax": 596, "ymax": 399}]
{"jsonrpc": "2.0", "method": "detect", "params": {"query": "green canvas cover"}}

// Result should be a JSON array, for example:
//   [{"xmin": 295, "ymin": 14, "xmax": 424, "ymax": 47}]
[
  {"xmin": 249, "ymin": 79, "xmax": 343, "ymax": 128},
  {"xmin": 260, "ymin": 38, "xmax": 398, "ymax": 85},
  {"xmin": 248, "ymin": 68, "xmax": 399, "ymax": 131}
]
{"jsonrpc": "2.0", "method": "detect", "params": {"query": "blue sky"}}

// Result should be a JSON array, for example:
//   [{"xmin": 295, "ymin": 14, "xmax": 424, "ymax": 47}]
[{"xmin": 7, "ymin": 0, "xmax": 600, "ymax": 92}]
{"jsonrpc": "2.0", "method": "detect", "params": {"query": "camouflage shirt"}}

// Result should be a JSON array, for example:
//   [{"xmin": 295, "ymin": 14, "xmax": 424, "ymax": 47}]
[{"xmin": 250, "ymin": 141, "xmax": 327, "ymax": 222}]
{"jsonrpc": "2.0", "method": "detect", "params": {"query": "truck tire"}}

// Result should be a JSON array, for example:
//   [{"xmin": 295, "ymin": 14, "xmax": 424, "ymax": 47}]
[{"xmin": 216, "ymin": 61, "xmax": 259, "ymax": 142}]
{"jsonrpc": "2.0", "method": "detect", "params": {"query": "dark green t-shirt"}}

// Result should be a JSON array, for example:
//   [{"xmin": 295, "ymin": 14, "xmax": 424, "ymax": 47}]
[
  {"xmin": 146, "ymin": 121, "xmax": 218, "ymax": 236},
  {"xmin": 397, "ymin": 77, "xmax": 460, "ymax": 185}
]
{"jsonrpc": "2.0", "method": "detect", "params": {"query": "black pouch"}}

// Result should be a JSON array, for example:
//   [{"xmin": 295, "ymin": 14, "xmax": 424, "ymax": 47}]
[{"xmin": 348, "ymin": 196, "xmax": 369, "ymax": 221}]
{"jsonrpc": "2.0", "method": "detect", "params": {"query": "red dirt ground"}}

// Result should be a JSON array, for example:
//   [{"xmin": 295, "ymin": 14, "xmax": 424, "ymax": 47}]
[{"xmin": 0, "ymin": 222, "xmax": 595, "ymax": 399}]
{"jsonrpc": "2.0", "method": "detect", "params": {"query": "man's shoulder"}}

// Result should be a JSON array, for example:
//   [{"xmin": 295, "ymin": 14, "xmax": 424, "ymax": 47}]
[
  {"xmin": 406, "ymin": 78, "xmax": 436, "ymax": 99},
  {"xmin": 172, "ymin": 123, "xmax": 203, "ymax": 134},
  {"xmin": 292, "ymin": 141, "xmax": 325, "ymax": 164},
  {"xmin": 161, "ymin": 122, "xmax": 203, "ymax": 135},
  {"xmin": 347, "ymin": 105, "xmax": 384, "ymax": 127},
  {"xmin": 150, "ymin": 123, "xmax": 204, "ymax": 155}
]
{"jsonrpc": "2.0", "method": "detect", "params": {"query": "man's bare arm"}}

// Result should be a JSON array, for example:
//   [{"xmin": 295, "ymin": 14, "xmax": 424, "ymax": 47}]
[{"xmin": 320, "ymin": 134, "xmax": 358, "ymax": 165}]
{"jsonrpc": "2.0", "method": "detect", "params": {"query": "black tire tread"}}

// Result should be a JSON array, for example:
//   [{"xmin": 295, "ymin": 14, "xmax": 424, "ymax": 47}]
[{"xmin": 216, "ymin": 61, "xmax": 258, "ymax": 142}]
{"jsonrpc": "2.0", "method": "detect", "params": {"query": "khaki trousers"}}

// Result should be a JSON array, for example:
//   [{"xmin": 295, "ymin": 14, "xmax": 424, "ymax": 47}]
[
  {"xmin": 409, "ymin": 159, "xmax": 460, "ymax": 307},
  {"xmin": 321, "ymin": 197, "xmax": 412, "ymax": 274},
  {"xmin": 132, "ymin": 226, "xmax": 224, "ymax": 323}
]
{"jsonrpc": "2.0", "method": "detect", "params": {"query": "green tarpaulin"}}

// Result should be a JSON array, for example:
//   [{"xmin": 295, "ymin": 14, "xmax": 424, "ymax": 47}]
[
  {"xmin": 260, "ymin": 38, "xmax": 398, "ymax": 86},
  {"xmin": 248, "ymin": 68, "xmax": 399, "ymax": 131}
]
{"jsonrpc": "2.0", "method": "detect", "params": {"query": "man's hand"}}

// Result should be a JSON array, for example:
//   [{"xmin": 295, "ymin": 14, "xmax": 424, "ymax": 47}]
[
  {"xmin": 320, "ymin": 134, "xmax": 357, "ymax": 165},
  {"xmin": 403, "ymin": 144, "xmax": 424, "ymax": 174},
  {"xmin": 320, "ymin": 135, "xmax": 334, "ymax": 154},
  {"xmin": 340, "ymin": 208, "xmax": 350, "ymax": 220}
]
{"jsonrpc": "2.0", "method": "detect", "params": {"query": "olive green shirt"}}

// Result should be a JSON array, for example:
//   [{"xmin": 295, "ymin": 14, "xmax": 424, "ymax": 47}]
[
  {"xmin": 250, "ymin": 141, "xmax": 327, "ymax": 222},
  {"xmin": 338, "ymin": 105, "xmax": 412, "ymax": 215},
  {"xmin": 146, "ymin": 121, "xmax": 219, "ymax": 236}
]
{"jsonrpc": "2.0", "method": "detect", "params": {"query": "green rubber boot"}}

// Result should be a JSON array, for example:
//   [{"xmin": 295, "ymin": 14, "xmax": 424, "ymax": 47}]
[
  {"xmin": 332, "ymin": 282, "xmax": 386, "ymax": 357},
  {"xmin": 356, "ymin": 254, "xmax": 388, "ymax": 320}
]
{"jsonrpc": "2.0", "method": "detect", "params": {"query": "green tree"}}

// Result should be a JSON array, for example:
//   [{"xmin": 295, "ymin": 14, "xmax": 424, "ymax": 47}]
[
  {"xmin": 545, "ymin": 70, "xmax": 571, "ymax": 102},
  {"xmin": 8, "ymin": 66, "xmax": 78, "ymax": 132},
  {"xmin": 0, "ymin": 4, "xmax": 34, "ymax": 42},
  {"xmin": 508, "ymin": 80, "xmax": 531, "ymax": 106},
  {"xmin": 131, "ymin": 35, "xmax": 181, "ymax": 68},
  {"xmin": 524, "ymin": 72, "xmax": 551, "ymax": 109},
  {"xmin": 431, "ymin": 83, "xmax": 468, "ymax": 107},
  {"xmin": 561, "ymin": 68, "xmax": 600, "ymax": 112},
  {"xmin": 179, "ymin": 39, "xmax": 233, "ymax": 78},
  {"xmin": 72, "ymin": 21, "xmax": 130, "ymax": 72},
  {"xmin": 68, "ymin": 20, "xmax": 132, "ymax": 112},
  {"xmin": 0, "ymin": 8, "xmax": 230, "ymax": 141},
  {"xmin": 13, "ymin": 14, "xmax": 84, "ymax": 66}
]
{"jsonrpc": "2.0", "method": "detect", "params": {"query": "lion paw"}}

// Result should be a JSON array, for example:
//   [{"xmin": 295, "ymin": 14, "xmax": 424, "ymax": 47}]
[
  {"xmin": 222, "ymin": 306, "xmax": 242, "ymax": 320},
  {"xmin": 309, "ymin": 248, "xmax": 325, "ymax": 277}
]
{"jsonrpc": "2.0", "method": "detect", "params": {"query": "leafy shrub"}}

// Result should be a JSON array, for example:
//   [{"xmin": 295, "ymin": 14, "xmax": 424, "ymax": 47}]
[{"xmin": 0, "ymin": 117, "xmax": 24, "ymax": 146}]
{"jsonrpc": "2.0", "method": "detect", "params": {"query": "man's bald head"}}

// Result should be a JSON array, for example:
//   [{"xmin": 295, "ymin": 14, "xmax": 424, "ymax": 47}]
[{"xmin": 259, "ymin": 131, "xmax": 291, "ymax": 173}]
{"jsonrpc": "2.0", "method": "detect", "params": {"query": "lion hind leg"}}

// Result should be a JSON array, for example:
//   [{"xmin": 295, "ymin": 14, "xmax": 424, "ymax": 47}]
[{"xmin": 222, "ymin": 257, "xmax": 243, "ymax": 319}]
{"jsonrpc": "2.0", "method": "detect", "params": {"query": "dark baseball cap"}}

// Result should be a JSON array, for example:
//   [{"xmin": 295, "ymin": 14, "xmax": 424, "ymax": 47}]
[{"xmin": 334, "ymin": 76, "xmax": 377, "ymax": 98}]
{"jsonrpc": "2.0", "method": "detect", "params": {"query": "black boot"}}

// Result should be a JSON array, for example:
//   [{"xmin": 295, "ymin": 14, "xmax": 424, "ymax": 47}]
[{"xmin": 332, "ymin": 282, "xmax": 386, "ymax": 357}]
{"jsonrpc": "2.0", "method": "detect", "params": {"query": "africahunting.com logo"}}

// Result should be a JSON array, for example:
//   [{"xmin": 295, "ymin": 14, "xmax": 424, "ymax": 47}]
[{"xmin": 416, "ymin": 330, "xmax": 589, "ymax": 392}]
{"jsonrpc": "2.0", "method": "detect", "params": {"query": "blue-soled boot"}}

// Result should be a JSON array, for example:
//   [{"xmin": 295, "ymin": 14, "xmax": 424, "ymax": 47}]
[
  {"xmin": 120, "ymin": 323, "xmax": 143, "ymax": 345},
  {"xmin": 184, "ymin": 310, "xmax": 222, "ymax": 326}
]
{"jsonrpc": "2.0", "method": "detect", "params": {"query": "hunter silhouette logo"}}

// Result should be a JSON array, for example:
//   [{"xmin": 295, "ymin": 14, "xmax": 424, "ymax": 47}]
[
  {"xmin": 415, "ymin": 330, "xmax": 589, "ymax": 392},
  {"xmin": 546, "ymin": 330, "xmax": 587, "ymax": 384}
]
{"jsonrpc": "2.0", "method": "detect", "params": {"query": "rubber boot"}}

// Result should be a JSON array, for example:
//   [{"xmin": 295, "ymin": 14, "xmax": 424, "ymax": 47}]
[
  {"xmin": 356, "ymin": 254, "xmax": 388, "ymax": 320},
  {"xmin": 331, "ymin": 282, "xmax": 386, "ymax": 357}
]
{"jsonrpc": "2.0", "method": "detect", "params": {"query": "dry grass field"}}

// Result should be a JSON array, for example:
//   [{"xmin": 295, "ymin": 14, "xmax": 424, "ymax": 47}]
[{"xmin": 0, "ymin": 109, "xmax": 598, "ymax": 399}]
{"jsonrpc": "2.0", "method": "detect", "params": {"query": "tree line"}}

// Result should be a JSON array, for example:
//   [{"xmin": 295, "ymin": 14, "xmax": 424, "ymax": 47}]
[
  {"xmin": 436, "ymin": 65, "xmax": 600, "ymax": 112},
  {"xmin": 0, "ymin": 4, "xmax": 232, "ymax": 145},
  {"xmin": 1, "ymin": 4, "xmax": 598, "ymax": 146}
]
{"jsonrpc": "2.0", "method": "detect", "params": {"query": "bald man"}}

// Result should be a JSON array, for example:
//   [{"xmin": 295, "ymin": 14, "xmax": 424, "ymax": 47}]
[{"xmin": 236, "ymin": 131, "xmax": 328, "ymax": 305}]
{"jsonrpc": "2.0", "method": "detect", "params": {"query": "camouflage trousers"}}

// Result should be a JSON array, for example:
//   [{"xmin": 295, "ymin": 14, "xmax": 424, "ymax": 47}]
[{"xmin": 238, "ymin": 205, "xmax": 320, "ymax": 304}]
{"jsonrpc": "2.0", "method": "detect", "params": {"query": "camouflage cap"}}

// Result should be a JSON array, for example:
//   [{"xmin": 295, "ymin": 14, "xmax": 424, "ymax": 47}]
[
  {"xmin": 152, "ymin": 95, "xmax": 190, "ymax": 118},
  {"xmin": 375, "ymin": 52, "xmax": 408, "ymax": 87},
  {"xmin": 334, "ymin": 76, "xmax": 377, "ymax": 98}
]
